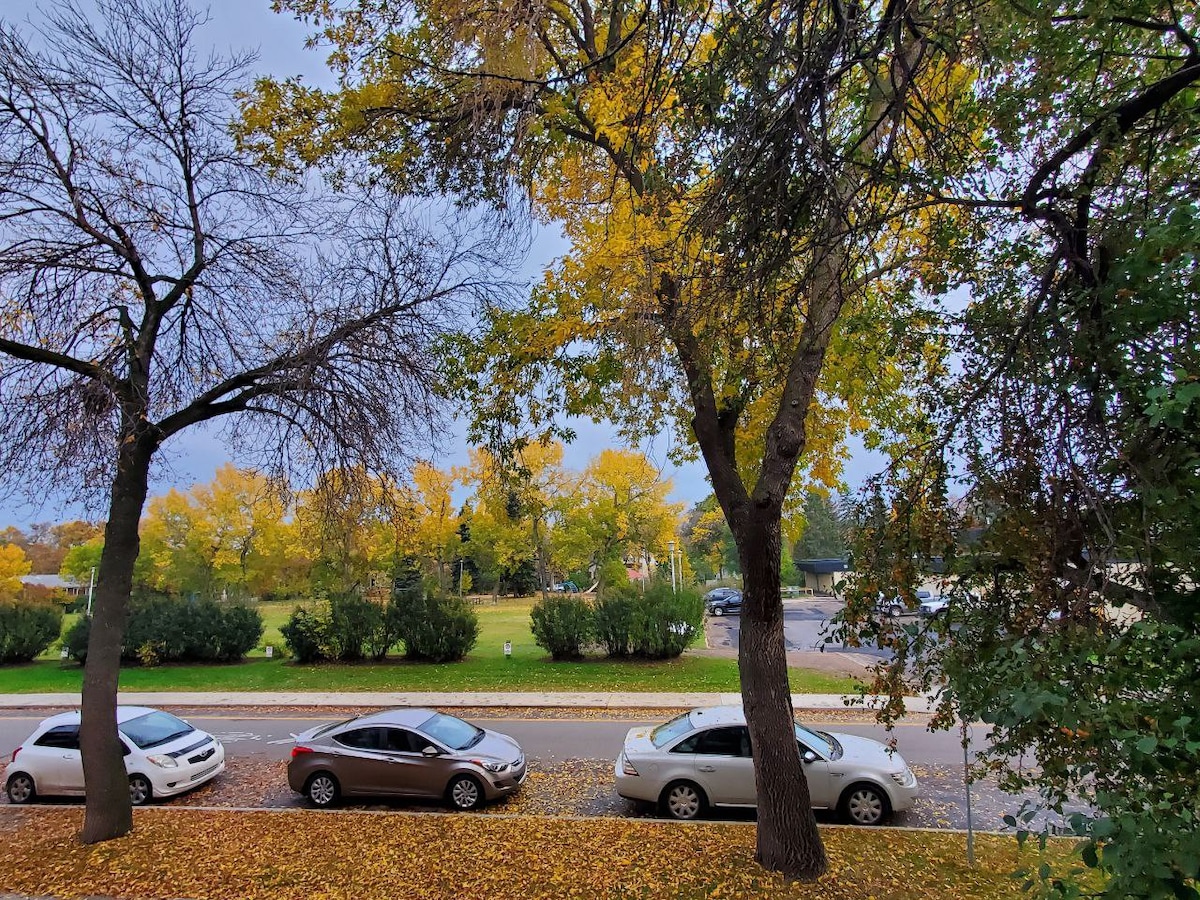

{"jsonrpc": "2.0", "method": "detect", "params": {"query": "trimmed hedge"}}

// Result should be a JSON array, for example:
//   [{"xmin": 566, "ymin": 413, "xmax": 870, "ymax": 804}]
[
  {"xmin": 281, "ymin": 590, "xmax": 478, "ymax": 664},
  {"xmin": 63, "ymin": 594, "xmax": 263, "ymax": 665},
  {"xmin": 530, "ymin": 594, "xmax": 594, "ymax": 661},
  {"xmin": 0, "ymin": 600, "xmax": 62, "ymax": 664},
  {"xmin": 592, "ymin": 582, "xmax": 704, "ymax": 660}
]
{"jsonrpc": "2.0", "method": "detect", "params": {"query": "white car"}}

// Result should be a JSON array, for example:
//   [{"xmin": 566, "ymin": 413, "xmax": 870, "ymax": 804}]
[
  {"xmin": 919, "ymin": 596, "xmax": 949, "ymax": 617},
  {"xmin": 615, "ymin": 705, "xmax": 918, "ymax": 825},
  {"xmin": 4, "ymin": 706, "xmax": 225, "ymax": 805}
]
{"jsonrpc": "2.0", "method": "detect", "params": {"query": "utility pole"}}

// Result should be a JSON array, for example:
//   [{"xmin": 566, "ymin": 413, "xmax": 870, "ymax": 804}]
[{"xmin": 668, "ymin": 540, "xmax": 677, "ymax": 593}]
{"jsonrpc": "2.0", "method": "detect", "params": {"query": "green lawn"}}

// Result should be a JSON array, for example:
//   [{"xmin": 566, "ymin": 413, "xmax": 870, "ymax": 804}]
[{"xmin": 11, "ymin": 598, "xmax": 859, "ymax": 694}]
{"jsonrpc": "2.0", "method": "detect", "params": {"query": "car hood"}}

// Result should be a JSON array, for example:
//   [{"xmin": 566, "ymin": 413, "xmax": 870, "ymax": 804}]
[
  {"xmin": 830, "ymin": 733, "xmax": 908, "ymax": 771},
  {"xmin": 460, "ymin": 729, "xmax": 523, "ymax": 765}
]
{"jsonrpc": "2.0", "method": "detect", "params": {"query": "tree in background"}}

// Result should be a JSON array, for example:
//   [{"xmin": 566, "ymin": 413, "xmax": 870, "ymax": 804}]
[
  {"xmin": 138, "ymin": 465, "xmax": 294, "ymax": 600},
  {"xmin": 0, "ymin": 0, "xmax": 506, "ymax": 843},
  {"xmin": 681, "ymin": 496, "xmax": 739, "ymax": 582},
  {"xmin": 0, "ymin": 521, "xmax": 103, "ymax": 575},
  {"xmin": 0, "ymin": 542, "xmax": 30, "ymax": 600},
  {"xmin": 792, "ymin": 493, "xmax": 848, "ymax": 563},
  {"xmin": 554, "ymin": 450, "xmax": 681, "ymax": 585}
]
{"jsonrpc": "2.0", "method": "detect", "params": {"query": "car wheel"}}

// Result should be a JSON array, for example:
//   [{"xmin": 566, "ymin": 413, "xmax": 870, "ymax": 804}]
[
  {"xmin": 447, "ymin": 774, "xmax": 485, "ymax": 811},
  {"xmin": 128, "ymin": 774, "xmax": 153, "ymax": 806},
  {"xmin": 5, "ymin": 773, "xmax": 36, "ymax": 804},
  {"xmin": 712, "ymin": 606, "xmax": 725, "ymax": 617},
  {"xmin": 839, "ymin": 783, "xmax": 889, "ymax": 826},
  {"xmin": 661, "ymin": 781, "xmax": 707, "ymax": 821},
  {"xmin": 306, "ymin": 772, "xmax": 340, "ymax": 807},
  {"xmin": 888, "ymin": 604, "xmax": 903, "ymax": 618}
]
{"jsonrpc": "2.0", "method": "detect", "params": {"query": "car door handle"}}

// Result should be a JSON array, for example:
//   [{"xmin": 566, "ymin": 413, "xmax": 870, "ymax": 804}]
[{"xmin": 698, "ymin": 765, "xmax": 716, "ymax": 773}]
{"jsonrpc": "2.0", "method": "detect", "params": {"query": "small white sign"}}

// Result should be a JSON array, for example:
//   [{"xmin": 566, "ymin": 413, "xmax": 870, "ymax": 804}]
[
  {"xmin": 265, "ymin": 645, "xmax": 274, "ymax": 658},
  {"xmin": 503, "ymin": 641, "xmax": 512, "ymax": 657},
  {"xmin": 60, "ymin": 648, "xmax": 69, "ymax": 660}
]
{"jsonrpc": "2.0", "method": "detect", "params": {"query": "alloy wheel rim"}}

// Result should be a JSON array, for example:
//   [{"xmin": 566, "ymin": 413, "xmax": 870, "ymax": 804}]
[
  {"xmin": 452, "ymin": 779, "xmax": 479, "ymax": 808},
  {"xmin": 310, "ymin": 777, "xmax": 335, "ymax": 805}
]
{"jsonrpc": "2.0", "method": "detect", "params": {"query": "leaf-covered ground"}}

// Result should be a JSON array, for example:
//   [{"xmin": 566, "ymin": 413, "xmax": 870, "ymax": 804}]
[{"xmin": 0, "ymin": 806, "xmax": 1086, "ymax": 900}]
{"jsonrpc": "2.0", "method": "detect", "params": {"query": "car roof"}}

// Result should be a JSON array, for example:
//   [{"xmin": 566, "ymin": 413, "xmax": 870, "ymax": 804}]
[
  {"xmin": 686, "ymin": 705, "xmax": 746, "ymax": 728},
  {"xmin": 336, "ymin": 708, "xmax": 440, "ymax": 730},
  {"xmin": 33, "ymin": 706, "xmax": 167, "ymax": 730}
]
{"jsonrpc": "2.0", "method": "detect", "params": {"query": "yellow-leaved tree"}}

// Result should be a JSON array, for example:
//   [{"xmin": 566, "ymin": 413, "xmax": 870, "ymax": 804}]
[
  {"xmin": 0, "ymin": 543, "xmax": 31, "ymax": 601},
  {"xmin": 243, "ymin": 0, "xmax": 983, "ymax": 878}
]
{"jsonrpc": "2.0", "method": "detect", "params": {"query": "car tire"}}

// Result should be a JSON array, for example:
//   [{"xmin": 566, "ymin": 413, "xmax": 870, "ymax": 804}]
[
  {"xmin": 712, "ymin": 606, "xmax": 725, "ymax": 617},
  {"xmin": 446, "ymin": 774, "xmax": 485, "ymax": 811},
  {"xmin": 839, "ymin": 783, "xmax": 890, "ymax": 826},
  {"xmin": 128, "ymin": 774, "xmax": 153, "ymax": 806},
  {"xmin": 888, "ymin": 604, "xmax": 903, "ymax": 618},
  {"xmin": 660, "ymin": 780, "xmax": 707, "ymax": 821},
  {"xmin": 5, "ymin": 772, "xmax": 36, "ymax": 804},
  {"xmin": 305, "ymin": 772, "xmax": 340, "ymax": 808}
]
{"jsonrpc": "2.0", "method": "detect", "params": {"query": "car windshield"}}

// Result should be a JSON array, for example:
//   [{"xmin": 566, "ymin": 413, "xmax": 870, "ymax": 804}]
[
  {"xmin": 650, "ymin": 712, "xmax": 697, "ymax": 748},
  {"xmin": 119, "ymin": 711, "xmax": 194, "ymax": 749},
  {"xmin": 795, "ymin": 722, "xmax": 840, "ymax": 759},
  {"xmin": 418, "ymin": 713, "xmax": 484, "ymax": 750}
]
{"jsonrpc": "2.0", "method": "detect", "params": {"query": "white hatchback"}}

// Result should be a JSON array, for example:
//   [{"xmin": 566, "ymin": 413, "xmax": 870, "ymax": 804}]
[
  {"xmin": 615, "ymin": 705, "xmax": 919, "ymax": 825},
  {"xmin": 4, "ymin": 706, "xmax": 225, "ymax": 805}
]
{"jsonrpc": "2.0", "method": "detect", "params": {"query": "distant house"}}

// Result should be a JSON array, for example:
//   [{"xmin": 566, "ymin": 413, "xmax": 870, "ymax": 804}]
[
  {"xmin": 795, "ymin": 558, "xmax": 851, "ymax": 595},
  {"xmin": 19, "ymin": 574, "xmax": 84, "ymax": 597}
]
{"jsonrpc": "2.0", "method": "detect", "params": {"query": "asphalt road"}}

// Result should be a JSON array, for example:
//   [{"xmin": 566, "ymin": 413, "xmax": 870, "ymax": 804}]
[
  {"xmin": 709, "ymin": 600, "xmax": 908, "ymax": 659},
  {"xmin": 0, "ymin": 712, "xmax": 984, "ymax": 766}
]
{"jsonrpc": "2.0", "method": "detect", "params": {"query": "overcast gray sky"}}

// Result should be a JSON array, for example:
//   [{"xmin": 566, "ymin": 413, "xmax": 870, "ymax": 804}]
[{"xmin": 0, "ymin": 0, "xmax": 883, "ymax": 529}]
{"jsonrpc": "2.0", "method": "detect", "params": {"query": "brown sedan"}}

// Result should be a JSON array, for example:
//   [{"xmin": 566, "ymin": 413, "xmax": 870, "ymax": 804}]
[{"xmin": 287, "ymin": 708, "xmax": 527, "ymax": 810}]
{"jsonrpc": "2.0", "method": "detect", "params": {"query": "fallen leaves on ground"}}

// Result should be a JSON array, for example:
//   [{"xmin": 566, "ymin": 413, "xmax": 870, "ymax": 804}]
[{"xmin": 0, "ymin": 806, "xmax": 1086, "ymax": 900}]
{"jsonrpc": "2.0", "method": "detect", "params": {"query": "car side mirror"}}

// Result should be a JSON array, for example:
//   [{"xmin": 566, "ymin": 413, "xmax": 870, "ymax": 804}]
[
  {"xmin": 802, "ymin": 749, "xmax": 818, "ymax": 764},
  {"xmin": 421, "ymin": 746, "xmax": 441, "ymax": 757}
]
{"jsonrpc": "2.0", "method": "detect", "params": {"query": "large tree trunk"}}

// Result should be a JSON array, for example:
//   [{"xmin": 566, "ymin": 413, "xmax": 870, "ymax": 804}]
[
  {"xmin": 80, "ymin": 436, "xmax": 155, "ymax": 844},
  {"xmin": 737, "ymin": 514, "xmax": 828, "ymax": 880}
]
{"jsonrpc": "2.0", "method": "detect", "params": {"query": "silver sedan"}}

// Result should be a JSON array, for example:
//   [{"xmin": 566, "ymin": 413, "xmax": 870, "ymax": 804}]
[{"xmin": 614, "ymin": 705, "xmax": 918, "ymax": 825}]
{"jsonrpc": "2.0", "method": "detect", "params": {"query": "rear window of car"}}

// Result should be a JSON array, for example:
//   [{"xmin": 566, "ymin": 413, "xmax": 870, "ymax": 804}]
[
  {"xmin": 650, "ymin": 712, "xmax": 697, "ymax": 748},
  {"xmin": 35, "ymin": 724, "xmax": 80, "ymax": 750},
  {"xmin": 119, "ymin": 712, "xmax": 194, "ymax": 749}
]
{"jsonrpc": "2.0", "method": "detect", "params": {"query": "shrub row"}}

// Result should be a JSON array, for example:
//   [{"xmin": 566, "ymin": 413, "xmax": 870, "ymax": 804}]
[
  {"xmin": 0, "ymin": 600, "xmax": 63, "ymax": 664},
  {"xmin": 530, "ymin": 583, "xmax": 703, "ymax": 661},
  {"xmin": 281, "ymin": 590, "xmax": 479, "ymax": 664},
  {"xmin": 65, "ymin": 593, "xmax": 263, "ymax": 665}
]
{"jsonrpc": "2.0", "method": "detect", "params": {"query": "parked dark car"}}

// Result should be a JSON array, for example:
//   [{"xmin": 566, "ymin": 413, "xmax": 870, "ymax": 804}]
[
  {"xmin": 704, "ymin": 588, "xmax": 743, "ymax": 617},
  {"xmin": 551, "ymin": 581, "xmax": 580, "ymax": 593},
  {"xmin": 288, "ymin": 708, "xmax": 526, "ymax": 810}
]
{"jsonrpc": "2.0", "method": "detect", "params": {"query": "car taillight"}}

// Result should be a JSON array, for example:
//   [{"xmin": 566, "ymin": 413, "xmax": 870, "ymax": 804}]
[
  {"xmin": 621, "ymin": 753, "xmax": 639, "ymax": 776},
  {"xmin": 291, "ymin": 746, "xmax": 313, "ymax": 758}
]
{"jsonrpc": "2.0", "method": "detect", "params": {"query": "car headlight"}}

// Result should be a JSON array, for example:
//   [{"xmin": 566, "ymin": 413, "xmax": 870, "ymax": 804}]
[
  {"xmin": 147, "ymin": 754, "xmax": 178, "ymax": 768},
  {"xmin": 472, "ymin": 759, "xmax": 509, "ymax": 773},
  {"xmin": 891, "ymin": 768, "xmax": 916, "ymax": 787}
]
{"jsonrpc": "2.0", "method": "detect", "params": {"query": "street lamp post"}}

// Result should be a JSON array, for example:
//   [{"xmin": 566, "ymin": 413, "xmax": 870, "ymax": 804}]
[{"xmin": 668, "ymin": 541, "xmax": 677, "ymax": 593}]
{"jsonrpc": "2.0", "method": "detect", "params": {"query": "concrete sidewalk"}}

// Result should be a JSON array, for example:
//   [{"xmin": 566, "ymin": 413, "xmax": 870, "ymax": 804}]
[{"xmin": 0, "ymin": 690, "xmax": 934, "ymax": 713}]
